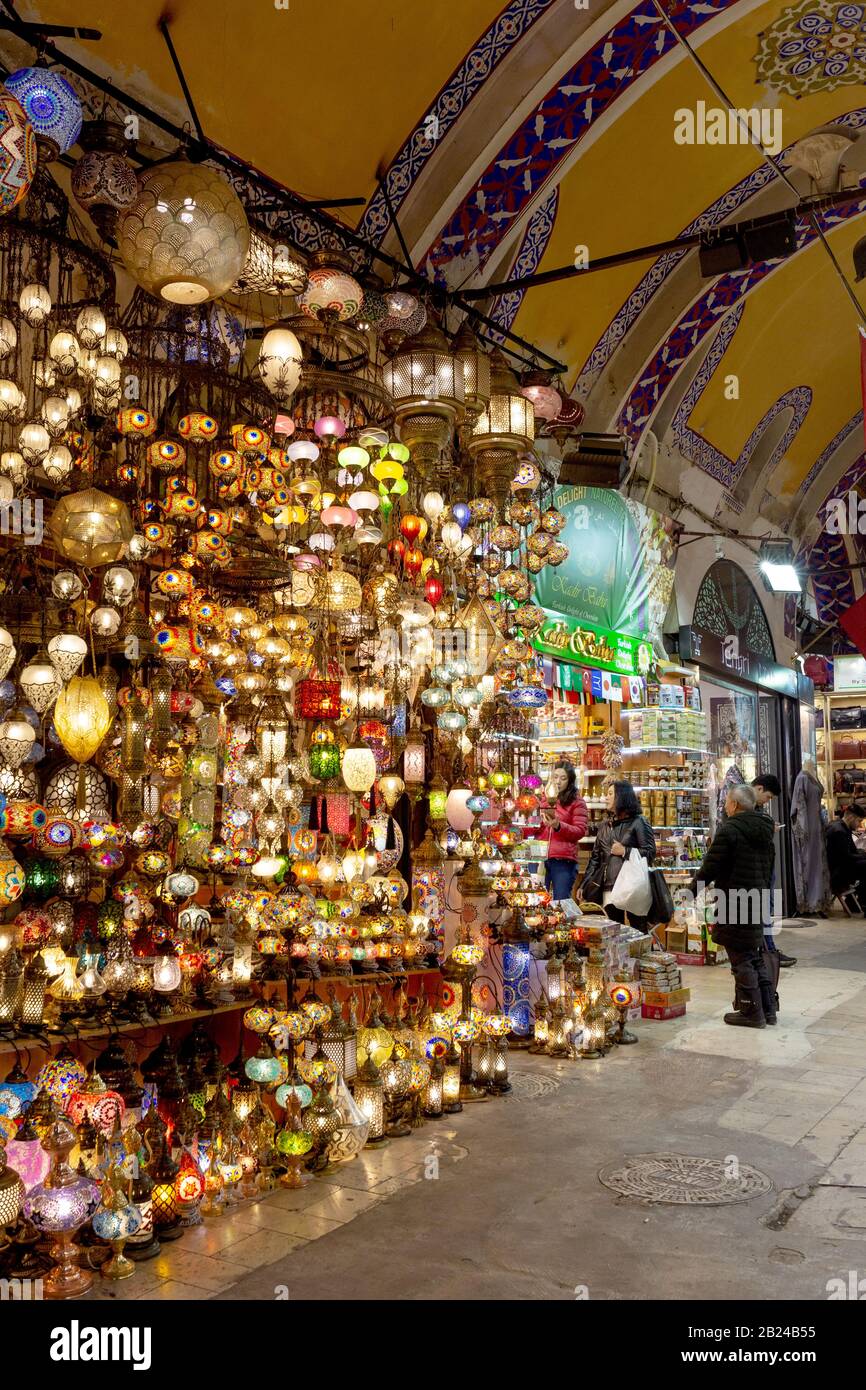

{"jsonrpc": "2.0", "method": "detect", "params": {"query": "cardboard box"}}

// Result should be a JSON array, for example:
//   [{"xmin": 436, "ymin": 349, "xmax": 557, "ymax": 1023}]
[
  {"xmin": 674, "ymin": 951, "xmax": 710, "ymax": 966},
  {"xmin": 641, "ymin": 987, "xmax": 691, "ymax": 1007},
  {"xmin": 641, "ymin": 1002, "xmax": 687, "ymax": 1020},
  {"xmin": 664, "ymin": 927, "xmax": 688, "ymax": 953}
]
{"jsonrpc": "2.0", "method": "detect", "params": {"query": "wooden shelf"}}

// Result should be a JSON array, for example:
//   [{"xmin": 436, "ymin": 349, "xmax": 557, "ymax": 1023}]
[
  {"xmin": 652, "ymin": 825, "xmax": 708, "ymax": 831},
  {"xmin": 634, "ymin": 785, "xmax": 708, "ymax": 792},
  {"xmin": 0, "ymin": 1000, "xmax": 249, "ymax": 1058},
  {"xmin": 624, "ymin": 745, "xmax": 709, "ymax": 755}
]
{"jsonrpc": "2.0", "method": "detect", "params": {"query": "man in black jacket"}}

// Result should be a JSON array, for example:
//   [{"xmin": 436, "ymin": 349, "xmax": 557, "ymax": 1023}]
[
  {"xmin": 687, "ymin": 783, "xmax": 776, "ymax": 1028},
  {"xmin": 826, "ymin": 803, "xmax": 866, "ymax": 908}
]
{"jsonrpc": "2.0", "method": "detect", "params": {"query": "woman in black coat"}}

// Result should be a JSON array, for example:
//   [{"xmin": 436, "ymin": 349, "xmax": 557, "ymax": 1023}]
[{"xmin": 580, "ymin": 780, "xmax": 656, "ymax": 929}]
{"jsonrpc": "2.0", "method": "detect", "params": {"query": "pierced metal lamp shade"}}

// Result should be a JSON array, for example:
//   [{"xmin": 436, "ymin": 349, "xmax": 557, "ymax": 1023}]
[
  {"xmin": 70, "ymin": 119, "xmax": 138, "ymax": 236},
  {"xmin": 45, "ymin": 763, "xmax": 111, "ymax": 822},
  {"xmin": 382, "ymin": 322, "xmax": 465, "ymax": 471},
  {"xmin": 117, "ymin": 160, "xmax": 251, "ymax": 305},
  {"xmin": 234, "ymin": 230, "xmax": 308, "ymax": 295},
  {"xmin": 49, "ymin": 488, "xmax": 134, "ymax": 567},
  {"xmin": 469, "ymin": 350, "xmax": 535, "ymax": 509}
]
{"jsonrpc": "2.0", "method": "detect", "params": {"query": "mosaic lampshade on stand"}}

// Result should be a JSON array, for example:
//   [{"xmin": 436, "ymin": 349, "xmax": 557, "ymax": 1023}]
[{"xmin": 23, "ymin": 1112, "xmax": 100, "ymax": 1298}]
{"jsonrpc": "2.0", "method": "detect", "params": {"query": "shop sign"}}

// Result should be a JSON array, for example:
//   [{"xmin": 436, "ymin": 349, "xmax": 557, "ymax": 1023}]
[
  {"xmin": 534, "ymin": 611, "xmax": 654, "ymax": 677},
  {"xmin": 678, "ymin": 626, "xmax": 798, "ymax": 697},
  {"xmin": 532, "ymin": 485, "xmax": 676, "ymax": 646},
  {"xmin": 833, "ymin": 654, "xmax": 866, "ymax": 691}
]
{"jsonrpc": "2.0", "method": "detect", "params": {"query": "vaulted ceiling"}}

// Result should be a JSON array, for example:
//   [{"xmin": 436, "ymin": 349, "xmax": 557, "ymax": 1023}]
[{"xmin": 6, "ymin": 0, "xmax": 866, "ymax": 630}]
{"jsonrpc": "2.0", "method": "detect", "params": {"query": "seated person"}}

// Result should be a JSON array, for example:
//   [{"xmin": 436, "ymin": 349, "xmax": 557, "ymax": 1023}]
[{"xmin": 826, "ymin": 803, "xmax": 866, "ymax": 907}]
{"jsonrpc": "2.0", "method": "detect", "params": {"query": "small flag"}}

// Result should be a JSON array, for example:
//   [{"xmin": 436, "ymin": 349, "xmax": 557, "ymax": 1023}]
[{"xmin": 840, "ymin": 591, "xmax": 866, "ymax": 659}]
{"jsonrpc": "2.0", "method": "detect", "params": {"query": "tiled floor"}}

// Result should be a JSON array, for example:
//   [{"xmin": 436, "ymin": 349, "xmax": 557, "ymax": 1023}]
[
  {"xmin": 86, "ymin": 914, "xmax": 866, "ymax": 1301},
  {"xmin": 89, "ymin": 1121, "xmax": 470, "ymax": 1301}
]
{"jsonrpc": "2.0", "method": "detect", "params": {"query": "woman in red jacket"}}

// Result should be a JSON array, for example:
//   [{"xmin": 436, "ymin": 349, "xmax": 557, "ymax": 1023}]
[{"xmin": 540, "ymin": 761, "xmax": 588, "ymax": 901}]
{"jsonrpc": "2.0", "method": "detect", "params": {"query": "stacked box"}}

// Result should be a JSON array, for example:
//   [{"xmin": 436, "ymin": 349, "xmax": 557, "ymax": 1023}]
[
  {"xmin": 642, "ymin": 1002, "xmax": 687, "ymax": 1020},
  {"xmin": 639, "ymin": 953, "xmax": 682, "ymax": 992},
  {"xmin": 641, "ymin": 986, "xmax": 691, "ymax": 1007},
  {"xmin": 627, "ymin": 708, "xmax": 707, "ymax": 751}
]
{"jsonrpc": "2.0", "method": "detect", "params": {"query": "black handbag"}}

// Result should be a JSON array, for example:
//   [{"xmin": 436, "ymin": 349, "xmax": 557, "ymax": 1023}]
[
  {"xmin": 836, "ymin": 764, "xmax": 861, "ymax": 794},
  {"xmin": 580, "ymin": 872, "xmax": 604, "ymax": 905},
  {"xmin": 831, "ymin": 705, "xmax": 862, "ymax": 730},
  {"xmin": 647, "ymin": 867, "xmax": 675, "ymax": 925}
]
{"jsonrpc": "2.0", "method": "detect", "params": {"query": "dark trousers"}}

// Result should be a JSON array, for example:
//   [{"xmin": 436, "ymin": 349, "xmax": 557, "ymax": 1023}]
[
  {"xmin": 727, "ymin": 945, "xmax": 776, "ymax": 1021},
  {"xmin": 545, "ymin": 857, "xmax": 577, "ymax": 902},
  {"xmin": 606, "ymin": 904, "xmax": 649, "ymax": 932}
]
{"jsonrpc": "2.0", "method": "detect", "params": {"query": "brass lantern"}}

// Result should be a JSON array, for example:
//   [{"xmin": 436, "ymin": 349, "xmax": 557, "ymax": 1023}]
[
  {"xmin": 49, "ymin": 488, "xmax": 134, "ymax": 567},
  {"xmin": 454, "ymin": 323, "xmax": 491, "ymax": 424},
  {"xmin": 468, "ymin": 349, "xmax": 535, "ymax": 510},
  {"xmin": 382, "ymin": 322, "xmax": 465, "ymax": 474}
]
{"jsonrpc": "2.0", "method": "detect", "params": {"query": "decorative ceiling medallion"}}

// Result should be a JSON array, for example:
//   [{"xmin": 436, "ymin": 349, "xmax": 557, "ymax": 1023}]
[{"xmin": 755, "ymin": 1, "xmax": 866, "ymax": 96}]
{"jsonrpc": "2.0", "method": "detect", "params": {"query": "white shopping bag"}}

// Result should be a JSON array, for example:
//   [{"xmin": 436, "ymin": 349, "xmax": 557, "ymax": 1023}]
[{"xmin": 609, "ymin": 848, "xmax": 652, "ymax": 916}]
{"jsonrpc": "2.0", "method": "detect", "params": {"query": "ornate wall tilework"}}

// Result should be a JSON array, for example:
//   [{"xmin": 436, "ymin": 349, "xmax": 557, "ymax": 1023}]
[
  {"xmin": 575, "ymin": 109, "xmax": 866, "ymax": 397},
  {"xmin": 755, "ymin": 0, "xmax": 866, "ymax": 96},
  {"xmin": 615, "ymin": 195, "xmax": 866, "ymax": 446},
  {"xmin": 795, "ymin": 413, "xmax": 863, "ymax": 499},
  {"xmin": 729, "ymin": 387, "xmax": 813, "ymax": 489},
  {"xmin": 800, "ymin": 525, "xmax": 857, "ymax": 627},
  {"xmin": 671, "ymin": 304, "xmax": 744, "ymax": 481},
  {"xmin": 421, "ymin": 0, "xmax": 738, "ymax": 281},
  {"xmin": 488, "ymin": 187, "xmax": 559, "ymax": 339},
  {"xmin": 359, "ymin": 0, "xmax": 554, "ymax": 248}
]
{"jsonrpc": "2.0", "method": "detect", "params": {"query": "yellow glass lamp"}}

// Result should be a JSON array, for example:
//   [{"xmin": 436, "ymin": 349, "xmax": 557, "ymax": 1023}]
[
  {"xmin": 377, "ymin": 771, "xmax": 405, "ymax": 812},
  {"xmin": 357, "ymin": 1022, "xmax": 394, "ymax": 1068},
  {"xmin": 370, "ymin": 456, "xmax": 404, "ymax": 487},
  {"xmin": 54, "ymin": 677, "xmax": 112, "ymax": 764},
  {"xmin": 48, "ymin": 489, "xmax": 134, "ymax": 567}
]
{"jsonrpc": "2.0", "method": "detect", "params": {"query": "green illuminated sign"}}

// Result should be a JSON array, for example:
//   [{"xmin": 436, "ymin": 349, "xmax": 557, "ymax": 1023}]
[{"xmin": 533, "ymin": 611, "xmax": 654, "ymax": 678}]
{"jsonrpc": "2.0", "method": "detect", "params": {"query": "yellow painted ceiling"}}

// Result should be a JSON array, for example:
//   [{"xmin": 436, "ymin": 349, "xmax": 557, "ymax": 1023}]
[
  {"xmin": 511, "ymin": 0, "xmax": 866, "ymax": 467},
  {"xmin": 17, "ymin": 0, "xmax": 503, "ymax": 206},
  {"xmin": 685, "ymin": 220, "xmax": 865, "ymax": 494},
  {"xmin": 11, "ymin": 0, "xmax": 866, "ymax": 514}
]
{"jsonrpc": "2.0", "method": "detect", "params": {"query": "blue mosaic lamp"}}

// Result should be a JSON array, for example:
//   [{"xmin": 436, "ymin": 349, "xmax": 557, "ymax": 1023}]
[{"xmin": 5, "ymin": 67, "xmax": 82, "ymax": 161}]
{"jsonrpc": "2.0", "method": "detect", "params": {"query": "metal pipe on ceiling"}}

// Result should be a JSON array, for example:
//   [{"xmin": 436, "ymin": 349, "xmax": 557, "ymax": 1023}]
[{"xmin": 0, "ymin": 7, "xmax": 568, "ymax": 373}]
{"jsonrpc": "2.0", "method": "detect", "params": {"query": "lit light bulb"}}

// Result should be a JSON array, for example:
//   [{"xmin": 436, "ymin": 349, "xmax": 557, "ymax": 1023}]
[{"xmin": 19, "ymin": 283, "xmax": 52, "ymax": 326}]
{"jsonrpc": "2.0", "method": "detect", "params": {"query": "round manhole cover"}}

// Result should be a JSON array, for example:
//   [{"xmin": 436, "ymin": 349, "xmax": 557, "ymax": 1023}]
[
  {"xmin": 599, "ymin": 1153, "xmax": 773, "ymax": 1206},
  {"xmin": 506, "ymin": 1071, "xmax": 562, "ymax": 1102}
]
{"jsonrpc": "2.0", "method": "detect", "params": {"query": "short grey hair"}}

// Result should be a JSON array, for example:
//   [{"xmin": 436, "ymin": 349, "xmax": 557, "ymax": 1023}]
[{"xmin": 727, "ymin": 784, "xmax": 757, "ymax": 812}]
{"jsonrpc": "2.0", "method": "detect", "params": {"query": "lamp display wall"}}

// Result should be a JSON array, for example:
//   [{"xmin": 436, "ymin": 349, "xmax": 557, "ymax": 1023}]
[{"xmin": 0, "ymin": 97, "xmax": 635, "ymax": 1299}]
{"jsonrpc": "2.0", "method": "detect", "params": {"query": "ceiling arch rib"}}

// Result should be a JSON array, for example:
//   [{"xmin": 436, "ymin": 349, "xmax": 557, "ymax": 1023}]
[
  {"xmin": 420, "ymin": 0, "xmax": 744, "ymax": 283},
  {"xmin": 487, "ymin": 187, "xmax": 560, "ymax": 341},
  {"xmin": 358, "ymin": 0, "xmax": 555, "ymax": 253},
  {"xmin": 576, "ymin": 108, "xmax": 866, "ymax": 414},
  {"xmin": 670, "ymin": 304, "xmax": 745, "ymax": 474},
  {"xmin": 728, "ymin": 389, "xmax": 812, "ymax": 519},
  {"xmin": 793, "ymin": 415, "xmax": 865, "ymax": 544},
  {"xmin": 614, "ymin": 194, "xmax": 866, "ymax": 451}
]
